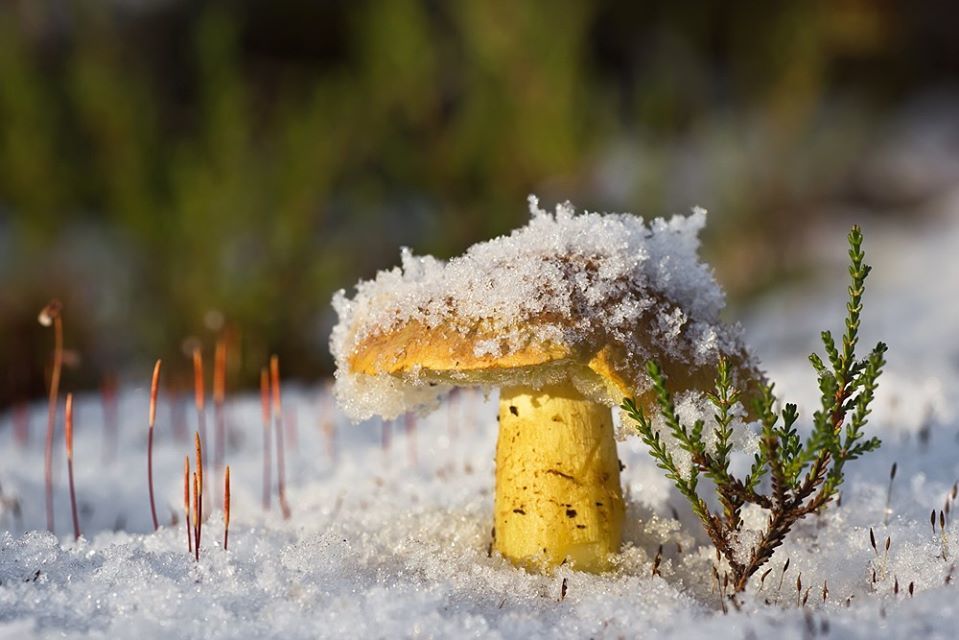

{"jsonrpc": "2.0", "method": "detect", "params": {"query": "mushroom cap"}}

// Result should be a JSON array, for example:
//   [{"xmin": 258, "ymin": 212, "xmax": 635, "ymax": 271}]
[{"xmin": 330, "ymin": 197, "xmax": 760, "ymax": 421}]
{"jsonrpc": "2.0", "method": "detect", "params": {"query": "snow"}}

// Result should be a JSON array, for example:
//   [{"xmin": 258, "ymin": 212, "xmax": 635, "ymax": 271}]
[
  {"xmin": 331, "ymin": 197, "xmax": 749, "ymax": 422},
  {"xmin": 2, "ymin": 199, "xmax": 959, "ymax": 638}
]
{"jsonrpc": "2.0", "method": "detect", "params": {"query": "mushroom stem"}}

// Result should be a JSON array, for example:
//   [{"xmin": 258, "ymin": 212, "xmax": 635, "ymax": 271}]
[{"xmin": 494, "ymin": 379, "xmax": 625, "ymax": 572}]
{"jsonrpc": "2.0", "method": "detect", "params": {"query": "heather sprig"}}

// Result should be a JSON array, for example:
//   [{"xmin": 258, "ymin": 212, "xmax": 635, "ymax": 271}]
[{"xmin": 622, "ymin": 225, "xmax": 886, "ymax": 596}]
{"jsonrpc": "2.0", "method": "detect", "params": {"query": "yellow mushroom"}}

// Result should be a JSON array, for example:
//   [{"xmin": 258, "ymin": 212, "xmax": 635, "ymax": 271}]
[{"xmin": 330, "ymin": 198, "xmax": 759, "ymax": 573}]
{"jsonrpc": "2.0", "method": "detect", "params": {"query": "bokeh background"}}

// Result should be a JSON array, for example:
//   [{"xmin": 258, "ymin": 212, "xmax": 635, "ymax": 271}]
[{"xmin": 2, "ymin": 0, "xmax": 958, "ymax": 408}]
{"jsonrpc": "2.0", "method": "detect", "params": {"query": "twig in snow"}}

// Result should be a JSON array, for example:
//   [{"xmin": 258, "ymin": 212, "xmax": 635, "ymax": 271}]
[
  {"xmin": 65, "ymin": 393, "xmax": 80, "ymax": 541},
  {"xmin": 778, "ymin": 558, "xmax": 791, "ymax": 592},
  {"xmin": 260, "ymin": 368, "xmax": 271, "ymax": 511},
  {"xmin": 148, "ymin": 360, "xmax": 162, "ymax": 531},
  {"xmin": 213, "ymin": 339, "xmax": 227, "ymax": 509},
  {"xmin": 39, "ymin": 299, "xmax": 63, "ymax": 533},
  {"xmin": 651, "ymin": 544, "xmax": 663, "ymax": 577},
  {"xmin": 883, "ymin": 462, "xmax": 897, "ymax": 525},
  {"xmin": 271, "ymin": 355, "xmax": 291, "ymax": 519},
  {"xmin": 940, "ymin": 510, "xmax": 949, "ymax": 560},
  {"xmin": 193, "ymin": 471, "xmax": 200, "ymax": 562},
  {"xmin": 184, "ymin": 456, "xmax": 192, "ymax": 554},
  {"xmin": 192, "ymin": 347, "xmax": 208, "ymax": 485},
  {"xmin": 224, "ymin": 465, "xmax": 231, "ymax": 551},
  {"xmin": 194, "ymin": 431, "xmax": 203, "ymax": 561}
]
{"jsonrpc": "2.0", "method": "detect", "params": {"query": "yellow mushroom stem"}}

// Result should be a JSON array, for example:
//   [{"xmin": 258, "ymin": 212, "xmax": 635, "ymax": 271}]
[{"xmin": 493, "ymin": 379, "xmax": 625, "ymax": 572}]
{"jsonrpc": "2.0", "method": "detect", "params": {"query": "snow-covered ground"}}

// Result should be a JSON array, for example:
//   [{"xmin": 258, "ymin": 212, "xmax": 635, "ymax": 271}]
[{"xmin": 2, "ymin": 199, "xmax": 959, "ymax": 639}]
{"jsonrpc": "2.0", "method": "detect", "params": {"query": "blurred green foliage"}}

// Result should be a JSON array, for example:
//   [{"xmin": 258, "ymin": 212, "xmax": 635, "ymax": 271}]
[{"xmin": 0, "ymin": 0, "xmax": 954, "ymax": 405}]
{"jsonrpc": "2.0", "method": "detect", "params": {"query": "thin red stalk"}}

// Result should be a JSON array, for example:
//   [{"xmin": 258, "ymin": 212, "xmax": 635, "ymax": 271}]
[
  {"xmin": 194, "ymin": 431, "xmax": 203, "ymax": 561},
  {"xmin": 184, "ymin": 456, "xmax": 192, "ymax": 554},
  {"xmin": 260, "ymin": 368, "xmax": 271, "ymax": 511},
  {"xmin": 213, "ymin": 339, "xmax": 227, "ymax": 509},
  {"xmin": 39, "ymin": 299, "xmax": 63, "ymax": 533},
  {"xmin": 65, "ymin": 393, "xmax": 80, "ymax": 541},
  {"xmin": 193, "ymin": 471, "xmax": 200, "ymax": 562},
  {"xmin": 270, "ymin": 355, "xmax": 291, "ymax": 519},
  {"xmin": 192, "ymin": 347, "xmax": 208, "ymax": 486},
  {"xmin": 147, "ymin": 360, "xmax": 162, "ymax": 531},
  {"xmin": 224, "ymin": 465, "xmax": 231, "ymax": 551}
]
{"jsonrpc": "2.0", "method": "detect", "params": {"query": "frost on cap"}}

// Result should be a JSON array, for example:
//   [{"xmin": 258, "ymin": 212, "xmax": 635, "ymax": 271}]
[{"xmin": 330, "ymin": 197, "xmax": 759, "ymax": 421}]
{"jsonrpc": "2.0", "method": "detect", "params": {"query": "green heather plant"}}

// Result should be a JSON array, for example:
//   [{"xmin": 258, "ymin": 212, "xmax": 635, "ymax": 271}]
[{"xmin": 622, "ymin": 226, "xmax": 887, "ymax": 595}]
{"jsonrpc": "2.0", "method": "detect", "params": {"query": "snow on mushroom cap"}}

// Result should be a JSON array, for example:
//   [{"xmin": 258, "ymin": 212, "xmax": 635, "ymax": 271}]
[{"xmin": 330, "ymin": 196, "xmax": 754, "ymax": 421}]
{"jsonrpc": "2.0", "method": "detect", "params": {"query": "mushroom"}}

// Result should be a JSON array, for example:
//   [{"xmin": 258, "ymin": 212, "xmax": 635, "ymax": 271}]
[{"xmin": 330, "ymin": 197, "xmax": 759, "ymax": 573}]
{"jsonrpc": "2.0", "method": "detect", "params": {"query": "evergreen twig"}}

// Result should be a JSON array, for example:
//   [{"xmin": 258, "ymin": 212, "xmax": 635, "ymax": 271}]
[{"xmin": 622, "ymin": 226, "xmax": 885, "ymax": 595}]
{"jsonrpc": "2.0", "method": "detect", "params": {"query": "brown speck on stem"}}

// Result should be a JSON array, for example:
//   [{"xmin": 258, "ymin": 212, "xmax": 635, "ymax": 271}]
[
  {"xmin": 651, "ymin": 544, "xmax": 663, "ymax": 577},
  {"xmin": 271, "ymin": 356, "xmax": 291, "ymax": 520},
  {"xmin": 65, "ymin": 393, "xmax": 80, "ymax": 541},
  {"xmin": 148, "ymin": 359, "xmax": 162, "ymax": 531},
  {"xmin": 224, "ymin": 465, "xmax": 231, "ymax": 551},
  {"xmin": 184, "ymin": 456, "xmax": 192, "ymax": 554},
  {"xmin": 260, "ymin": 368, "xmax": 271, "ymax": 511},
  {"xmin": 40, "ymin": 299, "xmax": 63, "ymax": 533}
]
